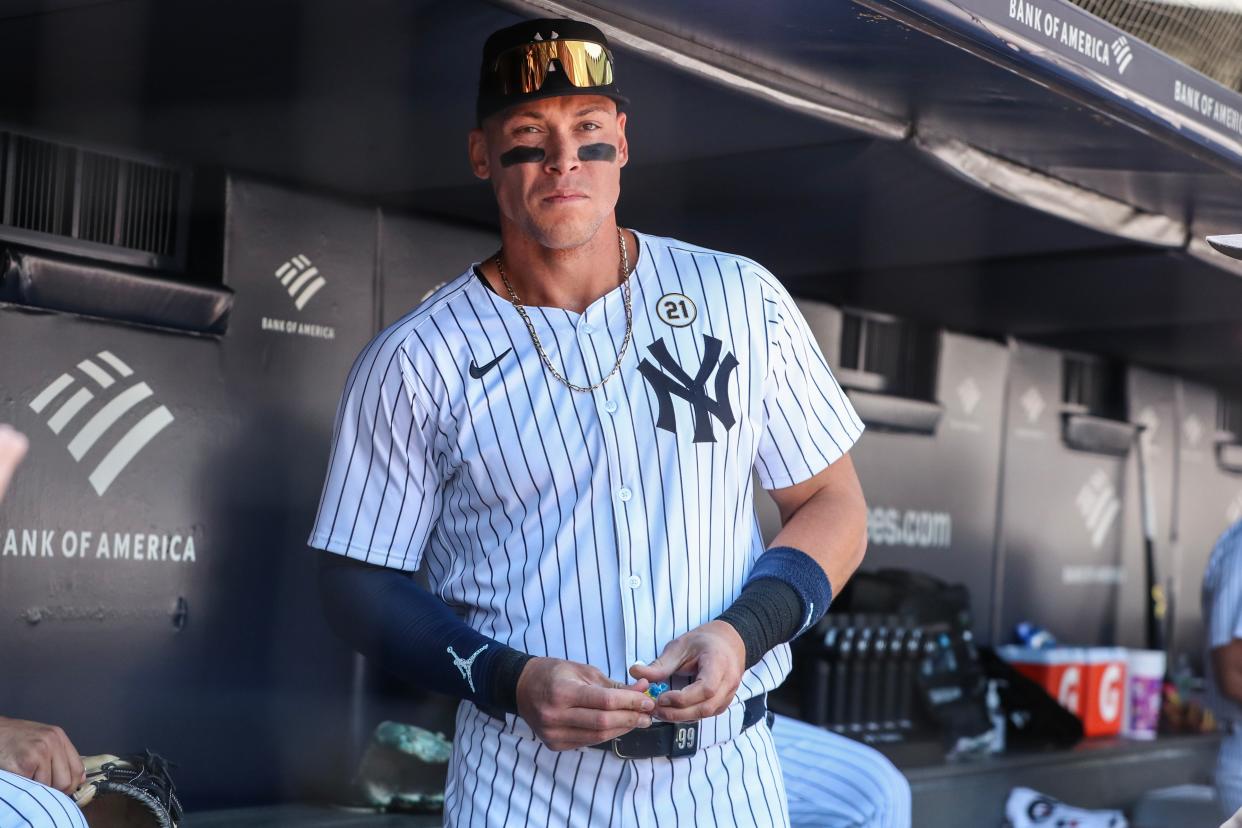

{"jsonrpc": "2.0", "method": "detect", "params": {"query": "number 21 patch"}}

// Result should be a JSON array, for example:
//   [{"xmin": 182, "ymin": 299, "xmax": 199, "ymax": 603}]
[{"xmin": 656, "ymin": 292, "xmax": 697, "ymax": 327}]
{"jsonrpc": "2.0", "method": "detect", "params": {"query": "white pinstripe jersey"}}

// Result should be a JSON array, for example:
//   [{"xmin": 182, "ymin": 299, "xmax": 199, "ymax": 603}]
[
  {"xmin": 0, "ymin": 769, "xmax": 88, "ymax": 828},
  {"xmin": 1205, "ymin": 519, "xmax": 1242, "ymax": 725},
  {"xmin": 309, "ymin": 229, "xmax": 863, "ymax": 708}
]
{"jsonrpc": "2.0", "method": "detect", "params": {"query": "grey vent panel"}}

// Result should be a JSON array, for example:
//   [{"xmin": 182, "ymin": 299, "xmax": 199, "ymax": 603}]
[
  {"xmin": 0, "ymin": 130, "xmax": 188, "ymax": 270},
  {"xmin": 78, "ymin": 151, "xmax": 121, "ymax": 246},
  {"xmin": 8, "ymin": 135, "xmax": 74, "ymax": 237}
]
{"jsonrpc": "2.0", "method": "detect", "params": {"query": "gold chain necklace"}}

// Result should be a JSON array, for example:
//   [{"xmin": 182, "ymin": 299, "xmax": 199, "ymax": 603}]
[{"xmin": 494, "ymin": 228, "xmax": 634, "ymax": 393}]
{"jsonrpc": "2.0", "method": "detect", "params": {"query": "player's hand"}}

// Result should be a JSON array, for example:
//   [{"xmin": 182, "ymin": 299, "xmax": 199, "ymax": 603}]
[
  {"xmin": 0, "ymin": 716, "xmax": 86, "ymax": 794},
  {"xmin": 0, "ymin": 425, "xmax": 29, "ymax": 504},
  {"xmin": 515, "ymin": 657, "xmax": 656, "ymax": 751},
  {"xmin": 629, "ymin": 620, "xmax": 746, "ymax": 722}
]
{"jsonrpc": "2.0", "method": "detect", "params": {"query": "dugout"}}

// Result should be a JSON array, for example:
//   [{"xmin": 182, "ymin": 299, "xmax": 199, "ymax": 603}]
[{"xmin": 0, "ymin": 0, "xmax": 1241, "ymax": 823}]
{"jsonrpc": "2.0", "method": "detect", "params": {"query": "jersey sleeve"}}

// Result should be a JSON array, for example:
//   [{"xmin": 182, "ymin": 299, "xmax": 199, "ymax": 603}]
[
  {"xmin": 1208, "ymin": 533, "xmax": 1242, "ymax": 649},
  {"xmin": 752, "ymin": 269, "xmax": 864, "ymax": 490},
  {"xmin": 308, "ymin": 328, "xmax": 446, "ymax": 572}
]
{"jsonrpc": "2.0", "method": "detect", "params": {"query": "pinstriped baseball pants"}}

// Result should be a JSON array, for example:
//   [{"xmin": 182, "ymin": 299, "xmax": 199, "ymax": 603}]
[
  {"xmin": 0, "ymin": 770, "xmax": 87, "ymax": 828},
  {"xmin": 445, "ymin": 702, "xmax": 791, "ymax": 827},
  {"xmin": 772, "ymin": 713, "xmax": 912, "ymax": 828}
]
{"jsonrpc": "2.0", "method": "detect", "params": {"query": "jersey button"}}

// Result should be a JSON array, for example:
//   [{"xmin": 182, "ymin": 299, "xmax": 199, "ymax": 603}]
[
  {"xmin": 617, "ymin": 487, "xmax": 632, "ymax": 502},
  {"xmin": 581, "ymin": 322, "xmax": 595, "ymax": 334},
  {"xmin": 627, "ymin": 574, "xmax": 642, "ymax": 589},
  {"xmin": 604, "ymin": 399, "xmax": 618, "ymax": 414}
]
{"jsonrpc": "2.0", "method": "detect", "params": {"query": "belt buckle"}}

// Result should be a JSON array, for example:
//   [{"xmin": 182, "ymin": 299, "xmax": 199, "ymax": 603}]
[
  {"xmin": 611, "ymin": 725, "xmax": 664, "ymax": 760},
  {"xmin": 611, "ymin": 738, "xmax": 641, "ymax": 760}
]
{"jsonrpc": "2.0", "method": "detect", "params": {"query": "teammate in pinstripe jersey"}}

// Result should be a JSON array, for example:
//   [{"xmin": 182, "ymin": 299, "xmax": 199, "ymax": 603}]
[
  {"xmin": 311, "ymin": 18, "xmax": 906, "ymax": 826},
  {"xmin": 1203, "ymin": 518, "xmax": 1242, "ymax": 819},
  {"xmin": 0, "ymin": 426, "xmax": 89, "ymax": 828}
]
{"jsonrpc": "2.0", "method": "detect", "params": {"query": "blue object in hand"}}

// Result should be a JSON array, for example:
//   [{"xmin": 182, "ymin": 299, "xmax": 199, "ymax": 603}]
[{"xmin": 646, "ymin": 682, "xmax": 670, "ymax": 699}]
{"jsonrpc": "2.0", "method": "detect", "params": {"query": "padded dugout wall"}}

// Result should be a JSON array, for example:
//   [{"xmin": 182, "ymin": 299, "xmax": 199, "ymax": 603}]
[
  {"xmin": 1114, "ymin": 368, "xmax": 1178, "ymax": 653},
  {"xmin": 0, "ymin": 173, "xmax": 397, "ymax": 807},
  {"xmin": 996, "ymin": 342, "xmax": 1133, "ymax": 646},
  {"xmin": 756, "ymin": 299, "xmax": 1009, "ymax": 640},
  {"xmin": 1174, "ymin": 380, "xmax": 1242, "ymax": 671},
  {"xmin": 379, "ymin": 213, "xmax": 497, "ymax": 330}
]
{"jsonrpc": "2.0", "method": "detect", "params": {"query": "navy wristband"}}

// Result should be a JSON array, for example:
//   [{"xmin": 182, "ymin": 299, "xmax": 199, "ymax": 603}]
[
  {"xmin": 748, "ymin": 545, "xmax": 833, "ymax": 634},
  {"xmin": 716, "ymin": 546, "xmax": 833, "ymax": 668}
]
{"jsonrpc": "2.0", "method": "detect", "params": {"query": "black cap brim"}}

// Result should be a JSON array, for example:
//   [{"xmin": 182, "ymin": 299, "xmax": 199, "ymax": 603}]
[{"xmin": 477, "ymin": 18, "xmax": 628, "ymax": 126}]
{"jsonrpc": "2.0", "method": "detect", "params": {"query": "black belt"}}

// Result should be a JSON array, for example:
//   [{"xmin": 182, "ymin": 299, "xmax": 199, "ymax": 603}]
[{"xmin": 590, "ymin": 694, "xmax": 769, "ymax": 760}]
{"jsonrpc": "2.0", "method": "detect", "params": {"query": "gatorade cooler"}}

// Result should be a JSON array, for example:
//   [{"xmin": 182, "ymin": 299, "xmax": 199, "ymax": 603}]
[
  {"xmin": 1081, "ymin": 647, "xmax": 1127, "ymax": 737},
  {"xmin": 999, "ymin": 646, "xmax": 1086, "ymax": 718}
]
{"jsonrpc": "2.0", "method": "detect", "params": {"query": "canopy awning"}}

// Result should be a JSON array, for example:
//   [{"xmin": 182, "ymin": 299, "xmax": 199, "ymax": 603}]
[
  {"xmin": 474, "ymin": 0, "xmax": 1242, "ymax": 386},
  {"xmin": 0, "ymin": 0, "xmax": 1239, "ymax": 384}
]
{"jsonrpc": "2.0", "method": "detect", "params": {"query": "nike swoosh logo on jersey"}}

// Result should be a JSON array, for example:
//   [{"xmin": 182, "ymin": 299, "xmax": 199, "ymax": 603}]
[{"xmin": 468, "ymin": 348, "xmax": 512, "ymax": 379}]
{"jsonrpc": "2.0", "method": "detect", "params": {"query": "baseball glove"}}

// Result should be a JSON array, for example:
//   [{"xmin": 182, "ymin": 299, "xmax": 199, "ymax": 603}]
[{"xmin": 72, "ymin": 751, "xmax": 183, "ymax": 828}]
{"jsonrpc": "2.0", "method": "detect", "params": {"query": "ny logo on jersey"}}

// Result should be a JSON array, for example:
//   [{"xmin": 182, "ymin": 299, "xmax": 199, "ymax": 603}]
[{"xmin": 638, "ymin": 334, "xmax": 738, "ymax": 443}]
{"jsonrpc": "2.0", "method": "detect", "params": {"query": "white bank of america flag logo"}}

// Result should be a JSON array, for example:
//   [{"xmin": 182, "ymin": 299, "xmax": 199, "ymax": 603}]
[
  {"xmin": 29, "ymin": 351, "xmax": 174, "ymax": 496},
  {"xmin": 274, "ymin": 254, "xmax": 326, "ymax": 311},
  {"xmin": 1077, "ymin": 470, "xmax": 1121, "ymax": 550},
  {"xmin": 1110, "ymin": 36, "xmax": 1133, "ymax": 76}
]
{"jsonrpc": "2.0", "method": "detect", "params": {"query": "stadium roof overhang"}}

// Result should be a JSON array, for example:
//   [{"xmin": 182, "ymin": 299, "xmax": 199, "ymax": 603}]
[
  {"xmin": 1, "ymin": 0, "xmax": 1240, "ymax": 385},
  {"xmin": 481, "ymin": 0, "xmax": 1242, "ymax": 387}
]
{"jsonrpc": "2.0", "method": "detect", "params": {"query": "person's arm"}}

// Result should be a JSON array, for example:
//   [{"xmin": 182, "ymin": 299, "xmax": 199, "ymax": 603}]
[
  {"xmin": 0, "ymin": 424, "xmax": 29, "ymax": 504},
  {"xmin": 318, "ymin": 550, "xmax": 532, "ymax": 712},
  {"xmin": 318, "ymin": 550, "xmax": 654, "ymax": 750},
  {"xmin": 763, "ymin": 452, "xmax": 868, "ymax": 594},
  {"xmin": 1213, "ymin": 641, "xmax": 1242, "ymax": 705},
  {"xmin": 631, "ymin": 457, "xmax": 866, "ymax": 721},
  {"xmin": 0, "ymin": 716, "xmax": 85, "ymax": 794},
  {"xmin": 1207, "ymin": 530, "xmax": 1242, "ymax": 708},
  {"xmin": 313, "ymin": 334, "xmax": 652, "ymax": 750}
]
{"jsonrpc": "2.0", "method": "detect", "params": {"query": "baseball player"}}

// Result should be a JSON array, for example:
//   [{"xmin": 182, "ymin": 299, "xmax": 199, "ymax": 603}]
[
  {"xmin": 311, "ymin": 18, "xmax": 905, "ymax": 826},
  {"xmin": 1203, "ymin": 234, "xmax": 1242, "ymax": 823},
  {"xmin": 0, "ymin": 425, "xmax": 89, "ymax": 828},
  {"xmin": 1205, "ymin": 516, "xmax": 1242, "ymax": 822}
]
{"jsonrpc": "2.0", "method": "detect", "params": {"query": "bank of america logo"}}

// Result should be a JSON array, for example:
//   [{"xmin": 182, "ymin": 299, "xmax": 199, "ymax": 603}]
[
  {"xmin": 1111, "ymin": 36, "xmax": 1133, "ymax": 75},
  {"xmin": 957, "ymin": 378, "xmax": 981, "ymax": 416},
  {"xmin": 274, "ymin": 254, "xmax": 326, "ymax": 311},
  {"xmin": 28, "ymin": 351, "xmax": 174, "ymax": 496},
  {"xmin": 1077, "ymin": 470, "xmax": 1120, "ymax": 550},
  {"xmin": 1020, "ymin": 387, "xmax": 1045, "ymax": 424}
]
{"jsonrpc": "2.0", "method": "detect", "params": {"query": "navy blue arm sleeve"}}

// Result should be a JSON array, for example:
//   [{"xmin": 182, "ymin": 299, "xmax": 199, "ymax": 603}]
[
  {"xmin": 715, "ymin": 546, "xmax": 833, "ymax": 668},
  {"xmin": 317, "ymin": 549, "xmax": 532, "ymax": 714}
]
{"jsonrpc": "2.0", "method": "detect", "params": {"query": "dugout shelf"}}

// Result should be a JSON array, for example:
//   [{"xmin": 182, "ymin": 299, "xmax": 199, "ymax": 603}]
[{"xmin": 880, "ymin": 731, "xmax": 1221, "ymax": 827}]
